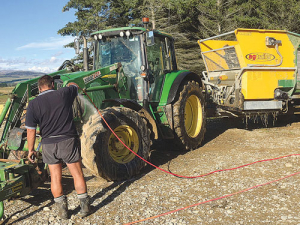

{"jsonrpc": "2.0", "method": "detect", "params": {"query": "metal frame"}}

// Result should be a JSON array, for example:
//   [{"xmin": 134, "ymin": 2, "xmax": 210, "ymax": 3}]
[{"xmin": 198, "ymin": 31, "xmax": 235, "ymax": 43}]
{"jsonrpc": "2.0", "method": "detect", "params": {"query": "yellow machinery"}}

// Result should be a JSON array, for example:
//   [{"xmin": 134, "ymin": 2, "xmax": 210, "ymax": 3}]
[{"xmin": 198, "ymin": 28, "xmax": 300, "ymax": 120}]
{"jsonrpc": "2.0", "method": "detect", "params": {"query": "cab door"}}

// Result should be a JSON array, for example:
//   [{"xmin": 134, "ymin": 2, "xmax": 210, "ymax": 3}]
[{"xmin": 147, "ymin": 36, "xmax": 175, "ymax": 102}]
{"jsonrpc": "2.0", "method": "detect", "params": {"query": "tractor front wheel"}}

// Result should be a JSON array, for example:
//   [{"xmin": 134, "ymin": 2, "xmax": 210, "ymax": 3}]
[
  {"xmin": 172, "ymin": 80, "xmax": 206, "ymax": 150},
  {"xmin": 81, "ymin": 107, "xmax": 151, "ymax": 181}
]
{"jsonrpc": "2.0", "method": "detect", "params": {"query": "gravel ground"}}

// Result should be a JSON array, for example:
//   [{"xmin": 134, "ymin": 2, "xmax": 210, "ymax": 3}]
[{"xmin": 1, "ymin": 116, "xmax": 300, "ymax": 225}]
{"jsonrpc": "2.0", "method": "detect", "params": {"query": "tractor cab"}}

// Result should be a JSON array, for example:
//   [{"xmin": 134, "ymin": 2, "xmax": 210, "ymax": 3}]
[{"xmin": 91, "ymin": 24, "xmax": 178, "ymax": 103}]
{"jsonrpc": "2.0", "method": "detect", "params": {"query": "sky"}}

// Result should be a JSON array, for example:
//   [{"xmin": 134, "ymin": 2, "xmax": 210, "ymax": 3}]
[{"xmin": 0, "ymin": 0, "xmax": 77, "ymax": 73}]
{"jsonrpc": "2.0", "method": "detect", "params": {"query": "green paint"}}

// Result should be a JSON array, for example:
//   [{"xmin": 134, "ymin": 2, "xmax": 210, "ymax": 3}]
[
  {"xmin": 0, "ymin": 99, "xmax": 11, "ymax": 127},
  {"xmin": 159, "ymin": 70, "xmax": 188, "ymax": 106},
  {"xmin": 153, "ymin": 105, "xmax": 173, "ymax": 138},
  {"xmin": 0, "ymin": 201, "xmax": 3, "ymax": 219},
  {"xmin": 0, "ymin": 63, "xmax": 122, "ymax": 152},
  {"xmin": 85, "ymin": 85, "xmax": 115, "ymax": 92},
  {"xmin": 0, "ymin": 160, "xmax": 46, "ymax": 218},
  {"xmin": 92, "ymin": 27, "xmax": 146, "ymax": 35},
  {"xmin": 92, "ymin": 27, "xmax": 174, "ymax": 39},
  {"xmin": 278, "ymin": 79, "xmax": 294, "ymax": 88}
]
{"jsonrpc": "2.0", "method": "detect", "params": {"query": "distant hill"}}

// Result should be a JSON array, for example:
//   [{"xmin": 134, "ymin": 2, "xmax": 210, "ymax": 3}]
[
  {"xmin": 0, "ymin": 70, "xmax": 46, "ymax": 85},
  {"xmin": 0, "ymin": 70, "xmax": 45, "ymax": 77},
  {"xmin": 0, "ymin": 70, "xmax": 15, "ymax": 75}
]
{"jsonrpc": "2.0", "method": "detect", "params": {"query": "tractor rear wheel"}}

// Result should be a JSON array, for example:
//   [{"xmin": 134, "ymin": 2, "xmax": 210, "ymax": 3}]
[
  {"xmin": 172, "ymin": 80, "xmax": 206, "ymax": 150},
  {"xmin": 81, "ymin": 107, "xmax": 151, "ymax": 181}
]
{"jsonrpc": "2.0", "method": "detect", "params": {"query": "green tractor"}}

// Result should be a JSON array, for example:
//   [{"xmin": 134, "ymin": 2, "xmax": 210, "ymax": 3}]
[{"xmin": 0, "ymin": 18, "xmax": 206, "ymax": 182}]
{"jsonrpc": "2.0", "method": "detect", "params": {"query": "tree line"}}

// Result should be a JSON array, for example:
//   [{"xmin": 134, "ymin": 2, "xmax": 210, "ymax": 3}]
[{"xmin": 58, "ymin": 0, "xmax": 300, "ymax": 72}]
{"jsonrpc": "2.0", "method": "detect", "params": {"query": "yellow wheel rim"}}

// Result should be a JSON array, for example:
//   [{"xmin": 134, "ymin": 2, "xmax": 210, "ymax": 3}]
[
  {"xmin": 108, "ymin": 125, "xmax": 139, "ymax": 164},
  {"xmin": 184, "ymin": 95, "xmax": 203, "ymax": 138}
]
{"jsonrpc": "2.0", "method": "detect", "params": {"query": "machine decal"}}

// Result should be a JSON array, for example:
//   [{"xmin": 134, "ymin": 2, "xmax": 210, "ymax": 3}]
[
  {"xmin": 83, "ymin": 71, "xmax": 101, "ymax": 84},
  {"xmin": 11, "ymin": 182, "xmax": 23, "ymax": 193},
  {"xmin": 110, "ymin": 65, "xmax": 117, "ymax": 72},
  {"xmin": 246, "ymin": 53, "xmax": 275, "ymax": 62}
]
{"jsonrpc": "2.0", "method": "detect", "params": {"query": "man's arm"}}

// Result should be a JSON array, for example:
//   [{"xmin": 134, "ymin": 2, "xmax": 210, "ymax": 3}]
[
  {"xmin": 66, "ymin": 82, "xmax": 79, "ymax": 98},
  {"xmin": 27, "ymin": 128, "xmax": 37, "ymax": 163}
]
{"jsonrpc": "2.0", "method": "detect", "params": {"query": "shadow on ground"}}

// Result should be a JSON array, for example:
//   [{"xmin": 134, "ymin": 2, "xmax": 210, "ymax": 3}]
[
  {"xmin": 4, "ymin": 115, "xmax": 299, "ymax": 223},
  {"xmin": 84, "ymin": 114, "xmax": 300, "ymax": 217},
  {"xmin": 1, "ymin": 169, "xmax": 95, "ymax": 224}
]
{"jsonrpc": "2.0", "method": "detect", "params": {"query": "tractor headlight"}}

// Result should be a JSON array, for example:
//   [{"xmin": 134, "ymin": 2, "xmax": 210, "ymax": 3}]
[
  {"xmin": 125, "ymin": 30, "xmax": 131, "ymax": 37},
  {"xmin": 94, "ymin": 35, "xmax": 98, "ymax": 40},
  {"xmin": 120, "ymin": 31, "xmax": 124, "ymax": 37}
]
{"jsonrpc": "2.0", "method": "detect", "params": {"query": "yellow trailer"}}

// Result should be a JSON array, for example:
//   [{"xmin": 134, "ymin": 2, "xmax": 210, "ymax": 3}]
[{"xmin": 198, "ymin": 28, "xmax": 300, "ymax": 120}]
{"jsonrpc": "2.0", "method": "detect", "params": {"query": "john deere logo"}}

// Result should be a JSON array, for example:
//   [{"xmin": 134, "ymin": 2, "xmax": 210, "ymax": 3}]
[{"xmin": 246, "ymin": 53, "xmax": 275, "ymax": 62}]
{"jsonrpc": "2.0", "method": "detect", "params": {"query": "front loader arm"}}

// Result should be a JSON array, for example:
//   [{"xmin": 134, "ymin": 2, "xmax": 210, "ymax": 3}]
[{"xmin": 0, "ymin": 78, "xmax": 40, "ymax": 154}]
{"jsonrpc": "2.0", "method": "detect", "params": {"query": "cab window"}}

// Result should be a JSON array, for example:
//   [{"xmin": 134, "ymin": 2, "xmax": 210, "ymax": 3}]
[{"xmin": 147, "ymin": 36, "xmax": 173, "ymax": 102}]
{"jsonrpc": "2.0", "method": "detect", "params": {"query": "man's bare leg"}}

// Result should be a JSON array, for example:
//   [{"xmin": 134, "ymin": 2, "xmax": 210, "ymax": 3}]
[
  {"xmin": 67, "ymin": 160, "xmax": 91, "ymax": 217},
  {"xmin": 66, "ymin": 160, "xmax": 87, "ymax": 194},
  {"xmin": 48, "ymin": 163, "xmax": 63, "ymax": 198},
  {"xmin": 48, "ymin": 163, "xmax": 68, "ymax": 219}
]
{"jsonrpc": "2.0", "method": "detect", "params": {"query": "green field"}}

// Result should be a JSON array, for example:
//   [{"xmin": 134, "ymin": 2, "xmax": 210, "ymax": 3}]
[{"xmin": 0, "ymin": 87, "xmax": 14, "ymax": 104}]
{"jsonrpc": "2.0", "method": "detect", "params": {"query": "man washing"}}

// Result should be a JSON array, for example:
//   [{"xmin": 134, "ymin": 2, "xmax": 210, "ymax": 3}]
[{"xmin": 25, "ymin": 75, "xmax": 91, "ymax": 219}]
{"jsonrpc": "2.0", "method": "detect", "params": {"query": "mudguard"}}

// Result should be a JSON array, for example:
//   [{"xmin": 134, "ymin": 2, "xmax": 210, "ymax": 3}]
[{"xmin": 159, "ymin": 71, "xmax": 203, "ymax": 105}]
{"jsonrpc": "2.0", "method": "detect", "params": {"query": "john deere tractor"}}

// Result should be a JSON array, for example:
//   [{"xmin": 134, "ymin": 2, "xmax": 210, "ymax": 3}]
[{"xmin": 0, "ymin": 18, "xmax": 206, "ymax": 183}]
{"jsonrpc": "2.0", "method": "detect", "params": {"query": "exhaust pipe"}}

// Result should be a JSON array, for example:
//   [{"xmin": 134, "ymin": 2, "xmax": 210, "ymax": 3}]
[{"xmin": 82, "ymin": 36, "xmax": 88, "ymax": 71}]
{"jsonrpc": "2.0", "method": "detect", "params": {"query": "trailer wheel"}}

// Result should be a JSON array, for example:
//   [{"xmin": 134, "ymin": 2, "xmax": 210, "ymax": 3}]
[
  {"xmin": 172, "ymin": 80, "xmax": 206, "ymax": 150},
  {"xmin": 81, "ymin": 107, "xmax": 151, "ymax": 181}
]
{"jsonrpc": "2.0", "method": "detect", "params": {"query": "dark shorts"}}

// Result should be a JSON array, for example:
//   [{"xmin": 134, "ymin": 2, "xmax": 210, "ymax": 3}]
[{"xmin": 42, "ymin": 137, "xmax": 81, "ymax": 165}]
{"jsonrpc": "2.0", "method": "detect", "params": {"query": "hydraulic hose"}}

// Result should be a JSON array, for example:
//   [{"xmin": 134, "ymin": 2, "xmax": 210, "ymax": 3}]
[
  {"xmin": 79, "ymin": 87, "xmax": 300, "ymax": 224},
  {"xmin": 124, "ymin": 170, "xmax": 300, "ymax": 224},
  {"xmin": 80, "ymin": 87, "xmax": 300, "ymax": 178}
]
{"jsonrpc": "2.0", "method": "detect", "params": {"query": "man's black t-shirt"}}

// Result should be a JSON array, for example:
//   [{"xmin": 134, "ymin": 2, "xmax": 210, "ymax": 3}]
[{"xmin": 25, "ymin": 85, "xmax": 78, "ymax": 144}]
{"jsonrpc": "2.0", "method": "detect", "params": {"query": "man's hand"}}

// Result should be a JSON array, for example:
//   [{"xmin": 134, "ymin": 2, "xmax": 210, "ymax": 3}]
[
  {"xmin": 28, "ymin": 150, "xmax": 37, "ymax": 163},
  {"xmin": 67, "ymin": 82, "xmax": 79, "ymax": 87}
]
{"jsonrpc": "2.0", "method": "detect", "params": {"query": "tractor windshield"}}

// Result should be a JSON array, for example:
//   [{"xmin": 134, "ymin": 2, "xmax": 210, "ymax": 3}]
[{"xmin": 94, "ymin": 36, "xmax": 143, "ymax": 78}]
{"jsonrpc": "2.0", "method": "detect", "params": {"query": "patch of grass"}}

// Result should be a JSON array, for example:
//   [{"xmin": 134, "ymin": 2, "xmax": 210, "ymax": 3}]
[
  {"xmin": 0, "ymin": 87, "xmax": 14, "ymax": 94},
  {"xmin": 0, "ymin": 95, "xmax": 9, "ymax": 104},
  {"xmin": 0, "ymin": 87, "xmax": 14, "ymax": 104}
]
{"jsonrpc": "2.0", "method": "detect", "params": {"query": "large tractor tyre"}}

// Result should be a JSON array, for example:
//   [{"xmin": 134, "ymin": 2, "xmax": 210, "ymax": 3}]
[
  {"xmin": 81, "ymin": 107, "xmax": 151, "ymax": 181},
  {"xmin": 172, "ymin": 80, "xmax": 206, "ymax": 150}
]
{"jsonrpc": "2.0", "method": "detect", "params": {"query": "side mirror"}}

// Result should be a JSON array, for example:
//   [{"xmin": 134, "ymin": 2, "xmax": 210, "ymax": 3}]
[
  {"xmin": 74, "ymin": 38, "xmax": 80, "ymax": 54},
  {"xmin": 146, "ymin": 31, "xmax": 155, "ymax": 46}
]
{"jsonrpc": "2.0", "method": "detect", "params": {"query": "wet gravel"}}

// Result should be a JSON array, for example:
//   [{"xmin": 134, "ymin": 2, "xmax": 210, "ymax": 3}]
[{"xmin": 2, "ymin": 116, "xmax": 300, "ymax": 225}]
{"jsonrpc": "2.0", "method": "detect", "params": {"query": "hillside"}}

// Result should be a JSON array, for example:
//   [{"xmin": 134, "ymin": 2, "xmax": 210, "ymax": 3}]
[{"xmin": 0, "ymin": 70, "xmax": 45, "ymax": 85}]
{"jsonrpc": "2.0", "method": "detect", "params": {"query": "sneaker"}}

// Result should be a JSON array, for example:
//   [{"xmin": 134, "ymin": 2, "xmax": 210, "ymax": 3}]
[
  {"xmin": 79, "ymin": 196, "xmax": 92, "ymax": 217},
  {"xmin": 55, "ymin": 196, "xmax": 68, "ymax": 219}
]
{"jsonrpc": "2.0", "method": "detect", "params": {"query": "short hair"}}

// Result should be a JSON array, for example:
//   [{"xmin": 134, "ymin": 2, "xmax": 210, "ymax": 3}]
[{"xmin": 38, "ymin": 75, "xmax": 53, "ymax": 88}]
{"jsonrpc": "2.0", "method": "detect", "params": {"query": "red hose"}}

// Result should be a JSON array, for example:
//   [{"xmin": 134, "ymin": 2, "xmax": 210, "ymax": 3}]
[
  {"xmin": 81, "ymin": 88, "xmax": 300, "ymax": 224},
  {"xmin": 81, "ymin": 87, "xmax": 300, "ymax": 178},
  {"xmin": 124, "ymin": 170, "xmax": 300, "ymax": 224}
]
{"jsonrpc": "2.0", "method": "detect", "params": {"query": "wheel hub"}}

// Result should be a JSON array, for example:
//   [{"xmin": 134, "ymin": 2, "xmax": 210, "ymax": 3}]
[
  {"xmin": 108, "ymin": 125, "xmax": 139, "ymax": 163},
  {"xmin": 184, "ymin": 95, "xmax": 203, "ymax": 138}
]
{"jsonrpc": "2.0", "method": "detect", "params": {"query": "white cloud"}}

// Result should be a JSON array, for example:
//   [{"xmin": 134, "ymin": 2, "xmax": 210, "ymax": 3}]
[
  {"xmin": 39, "ymin": 56, "xmax": 62, "ymax": 66},
  {"xmin": 27, "ymin": 66, "xmax": 55, "ymax": 73},
  {"xmin": 0, "ymin": 55, "xmax": 65, "ymax": 73},
  {"xmin": 16, "ymin": 36, "xmax": 74, "ymax": 51},
  {"xmin": 50, "ymin": 57, "xmax": 57, "ymax": 63},
  {"xmin": 0, "ymin": 57, "xmax": 33, "ymax": 66},
  {"xmin": 1, "ymin": 40, "xmax": 75, "ymax": 73}
]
